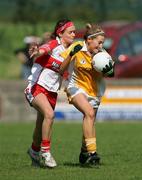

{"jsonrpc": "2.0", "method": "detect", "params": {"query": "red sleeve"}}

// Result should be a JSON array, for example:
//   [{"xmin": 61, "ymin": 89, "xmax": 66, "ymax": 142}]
[
  {"xmin": 35, "ymin": 40, "xmax": 59, "ymax": 67},
  {"xmin": 35, "ymin": 54, "xmax": 62, "ymax": 72},
  {"xmin": 35, "ymin": 54, "xmax": 50, "ymax": 67},
  {"xmin": 35, "ymin": 55, "xmax": 62, "ymax": 72},
  {"xmin": 44, "ymin": 56, "xmax": 62, "ymax": 72},
  {"xmin": 39, "ymin": 40, "xmax": 59, "ymax": 54}
]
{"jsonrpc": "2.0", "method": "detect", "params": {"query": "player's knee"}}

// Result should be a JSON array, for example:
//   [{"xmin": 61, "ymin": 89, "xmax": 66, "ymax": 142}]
[
  {"xmin": 85, "ymin": 108, "xmax": 95, "ymax": 120},
  {"xmin": 44, "ymin": 111, "xmax": 54, "ymax": 122}
]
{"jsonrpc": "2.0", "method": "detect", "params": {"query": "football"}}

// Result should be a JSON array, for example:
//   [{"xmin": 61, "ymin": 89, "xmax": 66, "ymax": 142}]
[{"xmin": 92, "ymin": 51, "xmax": 113, "ymax": 72}]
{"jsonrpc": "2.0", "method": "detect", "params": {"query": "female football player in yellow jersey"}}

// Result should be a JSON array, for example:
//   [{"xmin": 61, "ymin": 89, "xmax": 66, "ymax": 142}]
[{"xmin": 59, "ymin": 23, "xmax": 114, "ymax": 166}]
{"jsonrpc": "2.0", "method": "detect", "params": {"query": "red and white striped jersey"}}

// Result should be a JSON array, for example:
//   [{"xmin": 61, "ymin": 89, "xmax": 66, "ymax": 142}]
[{"xmin": 27, "ymin": 37, "xmax": 66, "ymax": 92}]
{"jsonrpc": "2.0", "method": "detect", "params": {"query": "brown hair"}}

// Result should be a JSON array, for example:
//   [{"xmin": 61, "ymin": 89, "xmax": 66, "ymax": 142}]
[
  {"xmin": 51, "ymin": 19, "xmax": 72, "ymax": 39},
  {"xmin": 84, "ymin": 23, "xmax": 105, "ymax": 40}
]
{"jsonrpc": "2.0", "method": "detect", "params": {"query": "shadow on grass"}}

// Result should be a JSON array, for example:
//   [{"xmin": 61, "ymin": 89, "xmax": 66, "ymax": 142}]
[{"xmin": 63, "ymin": 162, "xmax": 103, "ymax": 169}]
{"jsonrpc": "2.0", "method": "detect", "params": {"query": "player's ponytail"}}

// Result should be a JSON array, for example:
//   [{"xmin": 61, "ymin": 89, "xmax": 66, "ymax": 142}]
[{"xmin": 86, "ymin": 23, "xmax": 92, "ymax": 30}]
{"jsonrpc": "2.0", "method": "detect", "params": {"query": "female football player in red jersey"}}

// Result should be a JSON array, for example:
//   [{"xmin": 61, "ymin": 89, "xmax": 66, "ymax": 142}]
[{"xmin": 25, "ymin": 19, "xmax": 80, "ymax": 168}]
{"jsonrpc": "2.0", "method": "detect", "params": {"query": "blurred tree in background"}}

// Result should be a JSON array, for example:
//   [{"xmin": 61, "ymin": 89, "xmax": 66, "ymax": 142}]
[{"xmin": 0, "ymin": 0, "xmax": 142, "ymax": 23}]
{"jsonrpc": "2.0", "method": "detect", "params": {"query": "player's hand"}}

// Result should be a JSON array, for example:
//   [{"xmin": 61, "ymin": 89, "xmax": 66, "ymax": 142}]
[
  {"xmin": 29, "ymin": 43, "xmax": 39, "ymax": 58},
  {"xmin": 69, "ymin": 44, "xmax": 83, "ymax": 57},
  {"xmin": 102, "ymin": 62, "xmax": 115, "ymax": 77}
]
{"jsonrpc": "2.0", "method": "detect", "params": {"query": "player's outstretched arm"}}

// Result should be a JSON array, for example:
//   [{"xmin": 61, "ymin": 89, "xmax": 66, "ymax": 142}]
[{"xmin": 29, "ymin": 43, "xmax": 45, "ymax": 58}]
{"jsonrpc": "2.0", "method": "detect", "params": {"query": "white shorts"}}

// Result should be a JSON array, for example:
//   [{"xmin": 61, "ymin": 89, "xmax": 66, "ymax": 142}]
[{"xmin": 66, "ymin": 86, "xmax": 101, "ymax": 108}]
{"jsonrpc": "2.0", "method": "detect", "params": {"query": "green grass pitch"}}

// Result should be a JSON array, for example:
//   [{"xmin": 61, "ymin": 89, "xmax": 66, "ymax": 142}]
[{"xmin": 0, "ymin": 121, "xmax": 142, "ymax": 180}]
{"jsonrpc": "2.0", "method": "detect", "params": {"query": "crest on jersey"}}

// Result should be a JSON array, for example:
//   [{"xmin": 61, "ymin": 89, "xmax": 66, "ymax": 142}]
[{"xmin": 80, "ymin": 59, "xmax": 86, "ymax": 64}]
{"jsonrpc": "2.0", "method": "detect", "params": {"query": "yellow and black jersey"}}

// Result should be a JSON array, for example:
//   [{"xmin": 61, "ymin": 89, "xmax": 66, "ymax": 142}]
[{"xmin": 61, "ymin": 41, "xmax": 106, "ymax": 97}]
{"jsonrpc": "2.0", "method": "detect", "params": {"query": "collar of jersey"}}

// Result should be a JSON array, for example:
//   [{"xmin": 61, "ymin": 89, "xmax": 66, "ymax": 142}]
[
  {"xmin": 56, "ymin": 36, "xmax": 61, "ymax": 44},
  {"xmin": 80, "ymin": 41, "xmax": 88, "ymax": 52}
]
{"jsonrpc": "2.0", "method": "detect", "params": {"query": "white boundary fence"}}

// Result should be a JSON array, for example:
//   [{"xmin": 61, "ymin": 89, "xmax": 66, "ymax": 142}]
[{"xmin": 0, "ymin": 79, "xmax": 142, "ymax": 122}]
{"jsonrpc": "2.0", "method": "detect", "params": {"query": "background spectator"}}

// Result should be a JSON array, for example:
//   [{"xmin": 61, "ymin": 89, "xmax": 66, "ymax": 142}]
[
  {"xmin": 41, "ymin": 32, "xmax": 51, "ymax": 44},
  {"xmin": 14, "ymin": 36, "xmax": 41, "ymax": 80}
]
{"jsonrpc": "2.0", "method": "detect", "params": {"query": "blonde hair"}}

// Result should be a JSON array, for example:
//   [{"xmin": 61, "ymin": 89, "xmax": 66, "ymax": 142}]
[{"xmin": 84, "ymin": 23, "xmax": 105, "ymax": 40}]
